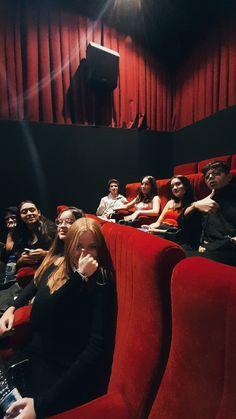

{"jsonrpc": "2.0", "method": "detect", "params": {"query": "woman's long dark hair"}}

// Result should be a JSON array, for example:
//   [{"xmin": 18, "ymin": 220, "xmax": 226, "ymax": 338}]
[
  {"xmin": 136, "ymin": 175, "xmax": 158, "ymax": 204},
  {"xmin": 169, "ymin": 175, "xmax": 194, "ymax": 206},
  {"xmin": 18, "ymin": 200, "xmax": 54, "ymax": 249}
]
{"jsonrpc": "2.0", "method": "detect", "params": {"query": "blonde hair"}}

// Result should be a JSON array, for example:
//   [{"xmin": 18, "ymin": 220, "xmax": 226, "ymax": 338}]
[{"xmin": 47, "ymin": 218, "xmax": 111, "ymax": 292}]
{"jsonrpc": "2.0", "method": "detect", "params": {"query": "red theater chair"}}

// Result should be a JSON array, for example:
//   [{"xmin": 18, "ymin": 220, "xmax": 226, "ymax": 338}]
[
  {"xmin": 149, "ymin": 256, "xmax": 236, "ymax": 419},
  {"xmin": 0, "ymin": 305, "xmax": 32, "ymax": 360},
  {"xmin": 16, "ymin": 267, "xmax": 36, "ymax": 288},
  {"xmin": 48, "ymin": 223, "xmax": 184, "ymax": 419}
]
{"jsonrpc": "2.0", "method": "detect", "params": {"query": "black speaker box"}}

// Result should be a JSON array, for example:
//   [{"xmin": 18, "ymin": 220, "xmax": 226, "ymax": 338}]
[{"xmin": 86, "ymin": 42, "xmax": 120, "ymax": 90}]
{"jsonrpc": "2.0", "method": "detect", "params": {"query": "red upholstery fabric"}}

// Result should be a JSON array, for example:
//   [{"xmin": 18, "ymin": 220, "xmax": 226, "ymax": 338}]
[
  {"xmin": 49, "ymin": 223, "xmax": 184, "ymax": 419},
  {"xmin": 10, "ymin": 305, "xmax": 32, "ymax": 350},
  {"xmin": 186, "ymin": 173, "xmax": 210, "ymax": 200},
  {"xmin": 231, "ymin": 154, "xmax": 236, "ymax": 169},
  {"xmin": 85, "ymin": 214, "xmax": 108, "ymax": 225},
  {"xmin": 149, "ymin": 257, "xmax": 236, "ymax": 419},
  {"xmin": 16, "ymin": 267, "xmax": 36, "ymax": 288},
  {"xmin": 125, "ymin": 182, "xmax": 140, "ymax": 201},
  {"xmin": 56, "ymin": 205, "xmax": 68, "ymax": 215},
  {"xmin": 173, "ymin": 162, "xmax": 198, "ymax": 175},
  {"xmin": 156, "ymin": 178, "xmax": 171, "ymax": 210},
  {"xmin": 0, "ymin": 305, "xmax": 32, "ymax": 360},
  {"xmin": 197, "ymin": 155, "xmax": 232, "ymax": 173},
  {"xmin": 48, "ymin": 392, "xmax": 132, "ymax": 419}
]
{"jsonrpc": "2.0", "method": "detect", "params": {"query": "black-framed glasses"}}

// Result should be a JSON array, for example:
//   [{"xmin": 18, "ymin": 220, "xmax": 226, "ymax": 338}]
[
  {"xmin": 204, "ymin": 170, "xmax": 222, "ymax": 181},
  {"xmin": 55, "ymin": 218, "xmax": 74, "ymax": 226}
]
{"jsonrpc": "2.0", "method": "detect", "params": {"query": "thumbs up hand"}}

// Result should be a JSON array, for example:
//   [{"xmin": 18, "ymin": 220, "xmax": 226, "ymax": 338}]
[{"xmin": 193, "ymin": 190, "xmax": 219, "ymax": 214}]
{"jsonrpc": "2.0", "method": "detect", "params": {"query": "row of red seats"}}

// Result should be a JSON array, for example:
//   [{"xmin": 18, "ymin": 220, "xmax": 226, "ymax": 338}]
[
  {"xmin": 174, "ymin": 153, "xmax": 236, "ymax": 176},
  {"xmin": 125, "ymin": 155, "xmax": 236, "ymax": 220},
  {"xmin": 1, "ymin": 222, "xmax": 236, "ymax": 418}
]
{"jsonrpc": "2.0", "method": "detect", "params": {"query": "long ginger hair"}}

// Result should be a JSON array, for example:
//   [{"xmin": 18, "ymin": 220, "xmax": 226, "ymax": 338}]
[{"xmin": 47, "ymin": 218, "xmax": 113, "ymax": 292}]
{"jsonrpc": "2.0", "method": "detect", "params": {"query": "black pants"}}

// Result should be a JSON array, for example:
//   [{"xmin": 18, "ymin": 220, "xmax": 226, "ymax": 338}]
[{"xmin": 185, "ymin": 248, "xmax": 236, "ymax": 267}]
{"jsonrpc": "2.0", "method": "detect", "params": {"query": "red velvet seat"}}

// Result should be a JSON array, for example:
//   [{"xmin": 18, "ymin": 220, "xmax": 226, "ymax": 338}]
[
  {"xmin": 173, "ymin": 162, "xmax": 198, "ymax": 175},
  {"xmin": 197, "ymin": 154, "xmax": 232, "ymax": 173},
  {"xmin": 48, "ymin": 223, "xmax": 184, "ymax": 419},
  {"xmin": 149, "ymin": 257, "xmax": 236, "ymax": 419},
  {"xmin": 0, "ymin": 305, "xmax": 32, "ymax": 360},
  {"xmin": 16, "ymin": 267, "xmax": 36, "ymax": 288}
]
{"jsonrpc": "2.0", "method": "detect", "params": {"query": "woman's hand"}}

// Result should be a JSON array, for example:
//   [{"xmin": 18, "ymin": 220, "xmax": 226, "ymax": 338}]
[
  {"xmin": 17, "ymin": 249, "xmax": 47, "ymax": 266},
  {"xmin": 198, "ymin": 245, "xmax": 206, "ymax": 253},
  {"xmin": 78, "ymin": 250, "xmax": 98, "ymax": 278},
  {"xmin": 124, "ymin": 211, "xmax": 139, "ymax": 222},
  {"xmin": 149, "ymin": 222, "xmax": 160, "ymax": 229},
  {"xmin": 4, "ymin": 397, "xmax": 36, "ymax": 419},
  {"xmin": 0, "ymin": 306, "xmax": 15, "ymax": 337},
  {"xmin": 27, "ymin": 249, "xmax": 47, "ymax": 261}
]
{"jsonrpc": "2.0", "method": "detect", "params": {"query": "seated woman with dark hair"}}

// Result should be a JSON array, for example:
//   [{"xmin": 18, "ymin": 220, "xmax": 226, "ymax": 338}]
[
  {"xmin": 116, "ymin": 175, "xmax": 160, "ymax": 224},
  {"xmin": 0, "ymin": 217, "xmax": 115, "ymax": 418},
  {"xmin": 142, "ymin": 175, "xmax": 201, "ymax": 249},
  {"xmin": 16, "ymin": 200, "xmax": 57, "ymax": 268}
]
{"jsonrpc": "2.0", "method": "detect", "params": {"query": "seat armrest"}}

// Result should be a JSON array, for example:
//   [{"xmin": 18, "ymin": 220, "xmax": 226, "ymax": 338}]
[{"xmin": 48, "ymin": 392, "xmax": 133, "ymax": 419}]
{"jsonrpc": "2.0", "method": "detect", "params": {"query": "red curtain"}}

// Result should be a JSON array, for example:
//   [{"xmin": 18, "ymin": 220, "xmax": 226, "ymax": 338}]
[
  {"xmin": 174, "ymin": 18, "xmax": 236, "ymax": 129},
  {"xmin": 0, "ymin": 1, "xmax": 173, "ymax": 131}
]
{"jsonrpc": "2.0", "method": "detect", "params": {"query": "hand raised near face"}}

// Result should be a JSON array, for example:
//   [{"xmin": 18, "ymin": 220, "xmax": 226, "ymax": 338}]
[{"xmin": 78, "ymin": 249, "xmax": 98, "ymax": 278}]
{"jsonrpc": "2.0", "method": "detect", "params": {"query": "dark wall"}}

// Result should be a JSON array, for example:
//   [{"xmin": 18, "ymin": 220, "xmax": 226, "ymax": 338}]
[
  {"xmin": 0, "ymin": 120, "xmax": 172, "ymax": 221},
  {"xmin": 173, "ymin": 105, "xmax": 236, "ymax": 165}
]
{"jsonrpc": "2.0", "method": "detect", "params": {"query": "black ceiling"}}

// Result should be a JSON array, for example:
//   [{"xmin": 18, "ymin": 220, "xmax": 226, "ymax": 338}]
[{"xmin": 52, "ymin": 0, "xmax": 236, "ymax": 66}]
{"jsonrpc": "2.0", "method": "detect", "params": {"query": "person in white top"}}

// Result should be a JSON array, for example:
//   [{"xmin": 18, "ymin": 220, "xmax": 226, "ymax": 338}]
[
  {"xmin": 116, "ymin": 175, "xmax": 161, "ymax": 223},
  {"xmin": 96, "ymin": 179, "xmax": 127, "ymax": 219}
]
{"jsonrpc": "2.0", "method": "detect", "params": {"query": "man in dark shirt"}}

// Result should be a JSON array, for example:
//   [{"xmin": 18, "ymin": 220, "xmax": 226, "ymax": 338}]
[{"xmin": 185, "ymin": 161, "xmax": 236, "ymax": 266}]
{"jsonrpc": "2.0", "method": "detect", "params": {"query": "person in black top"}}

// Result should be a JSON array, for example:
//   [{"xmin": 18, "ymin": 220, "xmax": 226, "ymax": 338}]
[
  {"xmin": 184, "ymin": 161, "xmax": 236, "ymax": 266},
  {"xmin": 0, "ymin": 207, "xmax": 20, "ymax": 279},
  {"xmin": 0, "ymin": 218, "xmax": 115, "ymax": 418},
  {"xmin": 3, "ymin": 207, "xmax": 20, "ymax": 258},
  {"xmin": 16, "ymin": 201, "xmax": 56, "ymax": 269}
]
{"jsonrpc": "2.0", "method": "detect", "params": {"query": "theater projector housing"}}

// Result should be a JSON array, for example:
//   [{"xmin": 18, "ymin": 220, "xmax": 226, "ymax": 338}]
[{"xmin": 86, "ymin": 42, "xmax": 120, "ymax": 90}]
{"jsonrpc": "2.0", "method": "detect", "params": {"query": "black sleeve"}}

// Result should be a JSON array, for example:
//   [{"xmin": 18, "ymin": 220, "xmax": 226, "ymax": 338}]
[
  {"xmin": 34, "ymin": 272, "xmax": 114, "ymax": 417},
  {"xmin": 12, "ymin": 280, "xmax": 37, "ymax": 309}
]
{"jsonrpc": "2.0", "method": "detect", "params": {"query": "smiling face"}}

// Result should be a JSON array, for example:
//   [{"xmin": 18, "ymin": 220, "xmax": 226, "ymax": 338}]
[
  {"xmin": 170, "ymin": 178, "xmax": 186, "ymax": 200},
  {"xmin": 19, "ymin": 202, "xmax": 41, "ymax": 225},
  {"xmin": 109, "ymin": 182, "xmax": 119, "ymax": 197},
  {"xmin": 141, "ymin": 177, "xmax": 151, "ymax": 195},
  {"xmin": 70, "ymin": 230, "xmax": 98, "ymax": 268},
  {"xmin": 56, "ymin": 210, "xmax": 76, "ymax": 241}
]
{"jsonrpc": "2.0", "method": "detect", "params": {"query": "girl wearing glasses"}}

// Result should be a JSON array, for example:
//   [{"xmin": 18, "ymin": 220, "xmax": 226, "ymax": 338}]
[{"xmin": 0, "ymin": 218, "xmax": 114, "ymax": 418}]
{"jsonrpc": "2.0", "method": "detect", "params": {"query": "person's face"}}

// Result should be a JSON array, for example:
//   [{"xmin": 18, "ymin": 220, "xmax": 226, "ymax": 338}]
[
  {"xmin": 20, "ymin": 203, "xmax": 41, "ymax": 225},
  {"xmin": 71, "ymin": 231, "xmax": 98, "ymax": 268},
  {"xmin": 141, "ymin": 177, "xmax": 151, "ymax": 195},
  {"xmin": 109, "ymin": 182, "xmax": 119, "ymax": 196},
  {"xmin": 56, "ymin": 210, "xmax": 76, "ymax": 241},
  {"xmin": 170, "ymin": 178, "xmax": 186, "ymax": 199},
  {"xmin": 204, "ymin": 169, "xmax": 232, "ymax": 190},
  {"xmin": 5, "ymin": 213, "xmax": 17, "ymax": 230}
]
